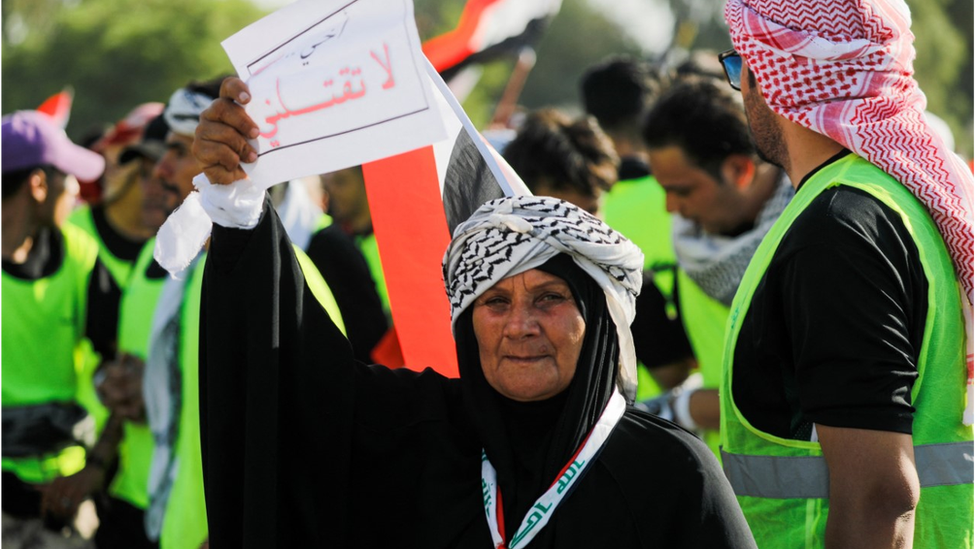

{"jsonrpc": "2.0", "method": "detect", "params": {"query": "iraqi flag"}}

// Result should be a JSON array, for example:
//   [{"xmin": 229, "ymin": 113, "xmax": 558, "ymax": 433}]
[
  {"xmin": 36, "ymin": 87, "xmax": 74, "ymax": 129},
  {"xmin": 363, "ymin": 62, "xmax": 529, "ymax": 377},
  {"xmin": 422, "ymin": 0, "xmax": 562, "ymax": 81}
]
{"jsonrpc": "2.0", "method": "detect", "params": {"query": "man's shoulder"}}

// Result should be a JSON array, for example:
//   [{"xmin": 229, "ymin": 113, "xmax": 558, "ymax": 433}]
[{"xmin": 788, "ymin": 184, "xmax": 910, "ymax": 249}]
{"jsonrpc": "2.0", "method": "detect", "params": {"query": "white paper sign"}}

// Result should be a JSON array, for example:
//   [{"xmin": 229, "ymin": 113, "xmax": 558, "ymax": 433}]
[{"xmin": 221, "ymin": 0, "xmax": 446, "ymax": 189}]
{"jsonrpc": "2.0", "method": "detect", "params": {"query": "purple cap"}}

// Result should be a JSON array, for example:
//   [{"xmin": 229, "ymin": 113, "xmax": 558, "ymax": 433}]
[{"xmin": 2, "ymin": 110, "xmax": 105, "ymax": 181}]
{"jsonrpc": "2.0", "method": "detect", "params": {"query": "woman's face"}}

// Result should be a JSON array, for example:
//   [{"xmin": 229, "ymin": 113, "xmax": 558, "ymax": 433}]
[{"xmin": 472, "ymin": 269, "xmax": 585, "ymax": 402}]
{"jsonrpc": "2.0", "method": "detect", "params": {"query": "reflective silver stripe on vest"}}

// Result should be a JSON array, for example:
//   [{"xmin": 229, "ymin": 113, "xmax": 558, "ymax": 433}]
[{"xmin": 722, "ymin": 441, "xmax": 974, "ymax": 499}]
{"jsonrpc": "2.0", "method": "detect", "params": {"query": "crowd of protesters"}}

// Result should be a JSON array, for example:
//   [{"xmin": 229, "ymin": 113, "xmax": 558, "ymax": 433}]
[{"xmin": 2, "ymin": 0, "xmax": 974, "ymax": 547}]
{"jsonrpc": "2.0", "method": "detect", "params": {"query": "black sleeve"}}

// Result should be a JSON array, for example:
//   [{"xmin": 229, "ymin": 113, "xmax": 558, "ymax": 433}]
[
  {"xmin": 201, "ymin": 198, "xmax": 470, "ymax": 549},
  {"xmin": 632, "ymin": 270, "xmax": 694, "ymax": 368},
  {"xmin": 85, "ymin": 258, "xmax": 122, "ymax": 359},
  {"xmin": 780, "ymin": 187, "xmax": 926, "ymax": 434},
  {"xmin": 305, "ymin": 225, "xmax": 388, "ymax": 363}
]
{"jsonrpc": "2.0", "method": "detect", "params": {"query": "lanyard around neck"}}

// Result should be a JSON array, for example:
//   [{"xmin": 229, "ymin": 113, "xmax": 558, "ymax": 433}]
[{"xmin": 481, "ymin": 389, "xmax": 626, "ymax": 549}]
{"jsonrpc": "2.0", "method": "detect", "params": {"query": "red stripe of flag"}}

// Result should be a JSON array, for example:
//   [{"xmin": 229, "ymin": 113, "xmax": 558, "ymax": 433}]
[
  {"xmin": 422, "ymin": 0, "xmax": 503, "ymax": 72},
  {"xmin": 363, "ymin": 147, "xmax": 459, "ymax": 377}
]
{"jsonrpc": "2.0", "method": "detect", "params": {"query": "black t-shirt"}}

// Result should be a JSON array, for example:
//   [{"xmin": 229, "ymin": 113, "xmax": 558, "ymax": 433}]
[
  {"xmin": 632, "ymin": 270, "xmax": 694, "ymax": 369},
  {"xmin": 618, "ymin": 157, "xmax": 652, "ymax": 181},
  {"xmin": 88, "ymin": 204, "xmax": 148, "ymax": 358},
  {"xmin": 733, "ymin": 157, "xmax": 926, "ymax": 440},
  {"xmin": 305, "ymin": 224, "xmax": 388, "ymax": 363},
  {"xmin": 90, "ymin": 205, "xmax": 146, "ymax": 264}
]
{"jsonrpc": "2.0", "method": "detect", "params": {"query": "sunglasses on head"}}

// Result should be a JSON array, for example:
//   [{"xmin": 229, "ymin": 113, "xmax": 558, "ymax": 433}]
[{"xmin": 718, "ymin": 49, "xmax": 742, "ymax": 91}]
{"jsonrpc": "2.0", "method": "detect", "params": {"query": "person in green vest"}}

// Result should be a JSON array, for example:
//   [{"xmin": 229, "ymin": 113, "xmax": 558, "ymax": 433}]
[
  {"xmin": 84, "ymin": 112, "xmax": 171, "ymax": 549},
  {"xmin": 82, "ymin": 82, "xmax": 221, "ymax": 549},
  {"xmin": 27, "ymin": 111, "xmax": 174, "ymax": 549},
  {"xmin": 719, "ymin": 0, "xmax": 974, "ymax": 546},
  {"xmin": 308, "ymin": 167, "xmax": 389, "ymax": 363},
  {"xmin": 580, "ymin": 56, "xmax": 692, "ymax": 399},
  {"xmin": 98, "ymin": 81, "xmax": 348, "ymax": 549},
  {"xmin": 67, "ymin": 107, "xmax": 164, "ymax": 419},
  {"xmin": 635, "ymin": 76, "xmax": 792, "ymax": 460},
  {"xmin": 68, "ymin": 103, "xmax": 163, "ymax": 295},
  {"xmin": 1, "ymin": 110, "xmax": 107, "ymax": 547}
]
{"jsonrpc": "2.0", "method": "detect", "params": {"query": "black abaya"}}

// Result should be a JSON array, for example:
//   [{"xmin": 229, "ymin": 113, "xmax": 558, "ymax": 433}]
[{"xmin": 200, "ymin": 201, "xmax": 756, "ymax": 548}]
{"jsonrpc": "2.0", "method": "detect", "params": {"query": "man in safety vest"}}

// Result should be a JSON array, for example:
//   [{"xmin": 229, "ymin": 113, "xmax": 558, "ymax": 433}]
[
  {"xmin": 315, "ymin": 165, "xmax": 392, "ymax": 361},
  {"xmin": 1, "ymin": 110, "xmax": 106, "ymax": 546},
  {"xmin": 98, "ymin": 80, "xmax": 346, "ymax": 549},
  {"xmin": 718, "ymin": 0, "xmax": 974, "ymax": 547},
  {"xmin": 637, "ymin": 76, "xmax": 793, "ymax": 461}
]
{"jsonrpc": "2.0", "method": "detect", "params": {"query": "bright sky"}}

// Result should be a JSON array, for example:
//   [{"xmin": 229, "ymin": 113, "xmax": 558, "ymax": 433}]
[
  {"xmin": 585, "ymin": 0, "xmax": 674, "ymax": 54},
  {"xmin": 251, "ymin": 0, "xmax": 676, "ymax": 54}
]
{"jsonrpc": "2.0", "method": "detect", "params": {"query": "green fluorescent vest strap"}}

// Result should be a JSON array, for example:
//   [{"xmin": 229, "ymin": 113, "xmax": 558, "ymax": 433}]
[
  {"xmin": 315, "ymin": 213, "xmax": 333, "ymax": 232},
  {"xmin": 720, "ymin": 154, "xmax": 974, "ymax": 549},
  {"xmin": 677, "ymin": 269, "xmax": 727, "ymax": 389},
  {"xmin": 67, "ymin": 206, "xmax": 135, "ymax": 289},
  {"xmin": 161, "ymin": 254, "xmax": 208, "ymax": 549},
  {"xmin": 109, "ymin": 240, "xmax": 165, "ymax": 508},
  {"xmin": 117, "ymin": 241, "xmax": 166, "ymax": 360},
  {"xmin": 634, "ymin": 364, "xmax": 662, "ymax": 401},
  {"xmin": 295, "ymin": 245, "xmax": 347, "ymax": 336},
  {"xmin": 603, "ymin": 175, "xmax": 678, "ymax": 317},
  {"xmin": 603, "ymin": 175, "xmax": 673, "ymax": 272},
  {"xmin": 722, "ymin": 441, "xmax": 974, "ymax": 499},
  {"xmin": 356, "ymin": 233, "xmax": 391, "ymax": 316},
  {"xmin": 604, "ymin": 175, "xmax": 677, "ymax": 400},
  {"xmin": 677, "ymin": 269, "xmax": 727, "ymax": 460}
]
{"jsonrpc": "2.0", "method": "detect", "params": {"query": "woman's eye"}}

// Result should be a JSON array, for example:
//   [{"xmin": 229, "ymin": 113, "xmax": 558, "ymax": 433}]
[{"xmin": 539, "ymin": 293, "xmax": 566, "ymax": 304}]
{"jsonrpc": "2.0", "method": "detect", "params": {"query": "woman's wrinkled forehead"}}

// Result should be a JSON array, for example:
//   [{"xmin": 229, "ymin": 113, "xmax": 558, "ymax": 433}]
[
  {"xmin": 443, "ymin": 196, "xmax": 641, "ymax": 323},
  {"xmin": 480, "ymin": 268, "xmax": 577, "ymax": 310}
]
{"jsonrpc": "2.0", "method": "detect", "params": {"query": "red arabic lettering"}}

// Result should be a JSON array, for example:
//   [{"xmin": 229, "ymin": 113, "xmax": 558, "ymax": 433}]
[
  {"xmin": 260, "ymin": 67, "xmax": 367, "ymax": 140},
  {"xmin": 371, "ymin": 43, "xmax": 395, "ymax": 90}
]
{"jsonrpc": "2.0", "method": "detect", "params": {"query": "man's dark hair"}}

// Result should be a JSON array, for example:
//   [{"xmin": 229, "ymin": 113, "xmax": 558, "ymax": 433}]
[
  {"xmin": 580, "ymin": 56, "xmax": 663, "ymax": 140},
  {"xmin": 504, "ymin": 108, "xmax": 618, "ymax": 199},
  {"xmin": 642, "ymin": 77, "xmax": 754, "ymax": 182},
  {"xmin": 185, "ymin": 75, "xmax": 230, "ymax": 101},
  {"xmin": 2, "ymin": 165, "xmax": 58, "ymax": 200}
]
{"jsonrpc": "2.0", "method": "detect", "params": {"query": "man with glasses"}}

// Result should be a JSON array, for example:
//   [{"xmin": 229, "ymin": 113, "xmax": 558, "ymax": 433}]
[{"xmin": 715, "ymin": 0, "xmax": 974, "ymax": 548}]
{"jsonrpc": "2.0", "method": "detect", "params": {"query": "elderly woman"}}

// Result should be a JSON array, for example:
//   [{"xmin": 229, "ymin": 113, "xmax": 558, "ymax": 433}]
[{"xmin": 195, "ymin": 80, "xmax": 755, "ymax": 549}]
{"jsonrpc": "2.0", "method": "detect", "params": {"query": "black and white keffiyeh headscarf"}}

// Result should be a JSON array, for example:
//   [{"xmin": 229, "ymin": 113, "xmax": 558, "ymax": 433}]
[
  {"xmin": 443, "ymin": 196, "xmax": 644, "ymax": 402},
  {"xmin": 163, "ymin": 87, "xmax": 213, "ymax": 138}
]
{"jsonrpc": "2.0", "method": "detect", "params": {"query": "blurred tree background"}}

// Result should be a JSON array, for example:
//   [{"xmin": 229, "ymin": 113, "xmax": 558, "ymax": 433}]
[{"xmin": 3, "ymin": 0, "xmax": 972, "ymax": 154}]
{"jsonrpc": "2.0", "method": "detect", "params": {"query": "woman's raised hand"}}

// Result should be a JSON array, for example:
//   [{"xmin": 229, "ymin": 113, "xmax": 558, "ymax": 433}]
[{"xmin": 193, "ymin": 76, "xmax": 261, "ymax": 185}]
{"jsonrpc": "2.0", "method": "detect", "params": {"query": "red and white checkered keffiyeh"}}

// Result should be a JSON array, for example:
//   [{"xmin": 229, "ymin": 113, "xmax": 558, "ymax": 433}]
[{"xmin": 726, "ymin": 0, "xmax": 975, "ymax": 423}]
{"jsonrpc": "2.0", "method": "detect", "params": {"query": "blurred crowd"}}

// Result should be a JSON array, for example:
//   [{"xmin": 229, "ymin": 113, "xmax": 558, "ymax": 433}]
[{"xmin": 2, "ymin": 21, "xmax": 973, "ymax": 547}]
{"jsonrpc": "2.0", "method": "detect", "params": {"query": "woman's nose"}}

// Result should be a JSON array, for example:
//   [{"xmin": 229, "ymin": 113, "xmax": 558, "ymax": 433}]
[{"xmin": 502, "ymin": 303, "xmax": 541, "ymax": 339}]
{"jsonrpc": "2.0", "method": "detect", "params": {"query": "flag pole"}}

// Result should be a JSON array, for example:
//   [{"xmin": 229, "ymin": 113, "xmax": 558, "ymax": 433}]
[{"xmin": 489, "ymin": 47, "xmax": 537, "ymax": 128}]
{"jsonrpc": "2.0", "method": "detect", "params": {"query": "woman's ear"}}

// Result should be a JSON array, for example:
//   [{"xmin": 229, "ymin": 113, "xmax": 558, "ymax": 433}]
[{"xmin": 720, "ymin": 154, "xmax": 755, "ymax": 190}]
